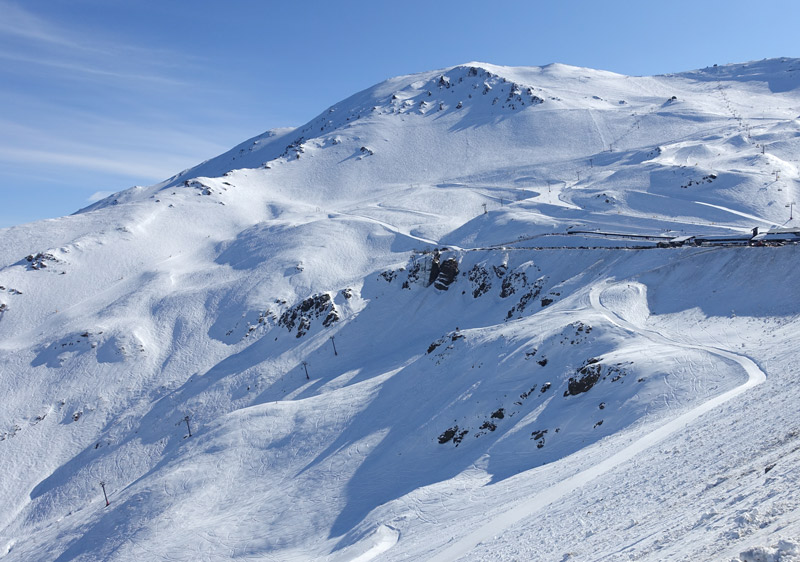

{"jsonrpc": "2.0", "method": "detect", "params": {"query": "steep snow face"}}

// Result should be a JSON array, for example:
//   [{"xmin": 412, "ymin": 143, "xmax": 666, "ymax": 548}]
[{"xmin": 1, "ymin": 59, "xmax": 800, "ymax": 562}]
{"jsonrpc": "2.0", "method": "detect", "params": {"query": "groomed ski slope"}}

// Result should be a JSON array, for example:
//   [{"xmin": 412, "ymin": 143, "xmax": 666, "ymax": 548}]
[
  {"xmin": 429, "ymin": 280, "xmax": 767, "ymax": 561},
  {"xmin": 1, "ymin": 59, "xmax": 800, "ymax": 561}
]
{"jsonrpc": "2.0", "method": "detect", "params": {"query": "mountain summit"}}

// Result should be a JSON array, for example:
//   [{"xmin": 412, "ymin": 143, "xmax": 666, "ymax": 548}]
[{"xmin": 1, "ymin": 59, "xmax": 800, "ymax": 561}]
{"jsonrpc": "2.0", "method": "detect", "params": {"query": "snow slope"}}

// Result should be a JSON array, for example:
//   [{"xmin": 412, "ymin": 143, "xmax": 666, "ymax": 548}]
[{"xmin": 1, "ymin": 58, "xmax": 800, "ymax": 561}]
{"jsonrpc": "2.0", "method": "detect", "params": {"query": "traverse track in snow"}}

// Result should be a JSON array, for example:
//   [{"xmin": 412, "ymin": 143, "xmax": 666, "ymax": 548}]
[{"xmin": 425, "ymin": 280, "xmax": 766, "ymax": 562}]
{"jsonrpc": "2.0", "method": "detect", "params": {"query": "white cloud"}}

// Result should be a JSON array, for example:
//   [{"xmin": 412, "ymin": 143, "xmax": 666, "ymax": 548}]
[
  {"xmin": 0, "ymin": 50, "xmax": 190, "ymax": 87},
  {"xmin": 0, "ymin": 110, "xmax": 235, "ymax": 187},
  {"xmin": 0, "ymin": 0, "xmax": 80, "ymax": 48},
  {"xmin": 0, "ymin": 1, "xmax": 206, "ymax": 88},
  {"xmin": 0, "ymin": 1, "xmax": 256, "ymax": 215},
  {"xmin": 0, "ymin": 146, "xmax": 176, "ymax": 179}
]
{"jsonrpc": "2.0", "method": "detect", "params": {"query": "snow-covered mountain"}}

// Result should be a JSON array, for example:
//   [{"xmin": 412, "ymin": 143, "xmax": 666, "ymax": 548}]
[{"xmin": 2, "ymin": 58, "xmax": 800, "ymax": 561}]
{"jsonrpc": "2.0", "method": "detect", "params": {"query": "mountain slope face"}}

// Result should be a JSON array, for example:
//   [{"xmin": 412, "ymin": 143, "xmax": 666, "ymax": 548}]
[{"xmin": 1, "ymin": 59, "xmax": 800, "ymax": 561}]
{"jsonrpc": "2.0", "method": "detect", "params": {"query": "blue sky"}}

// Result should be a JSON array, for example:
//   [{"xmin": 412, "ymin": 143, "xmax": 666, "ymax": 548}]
[{"xmin": 1, "ymin": 0, "xmax": 798, "ymax": 227}]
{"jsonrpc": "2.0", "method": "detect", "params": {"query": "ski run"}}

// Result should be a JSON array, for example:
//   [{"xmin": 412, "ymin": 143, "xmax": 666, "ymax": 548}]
[{"xmin": 1, "ymin": 58, "xmax": 800, "ymax": 561}]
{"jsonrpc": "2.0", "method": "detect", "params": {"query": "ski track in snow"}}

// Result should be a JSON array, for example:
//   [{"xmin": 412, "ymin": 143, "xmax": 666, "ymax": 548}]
[
  {"xmin": 333, "ymin": 210, "xmax": 439, "ymax": 247},
  {"xmin": 694, "ymin": 201, "xmax": 782, "ymax": 227},
  {"xmin": 2, "ymin": 58, "xmax": 799, "ymax": 561},
  {"xmin": 428, "ymin": 280, "xmax": 766, "ymax": 562}
]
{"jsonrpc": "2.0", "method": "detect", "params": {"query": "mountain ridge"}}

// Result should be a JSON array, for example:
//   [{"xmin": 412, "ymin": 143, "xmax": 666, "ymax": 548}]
[{"xmin": 1, "ymin": 58, "xmax": 799, "ymax": 561}]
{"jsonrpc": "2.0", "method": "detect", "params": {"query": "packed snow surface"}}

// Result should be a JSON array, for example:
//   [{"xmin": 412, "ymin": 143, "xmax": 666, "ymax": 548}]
[{"xmin": 1, "ymin": 58, "xmax": 800, "ymax": 561}]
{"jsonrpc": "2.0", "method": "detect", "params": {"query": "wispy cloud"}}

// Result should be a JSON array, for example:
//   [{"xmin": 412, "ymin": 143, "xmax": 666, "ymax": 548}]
[
  {"xmin": 0, "ymin": 1, "xmax": 205, "ymax": 87},
  {"xmin": 0, "ymin": 146, "xmax": 182, "ymax": 179},
  {"xmin": 0, "ymin": 0, "xmax": 81, "ymax": 48},
  {"xmin": 0, "ymin": 120, "xmax": 231, "ymax": 179},
  {"xmin": 0, "ymin": 2, "xmax": 243, "ymax": 188},
  {"xmin": 0, "ymin": 104, "xmax": 235, "ymax": 193},
  {"xmin": 0, "ymin": 50, "xmax": 190, "ymax": 87},
  {"xmin": 0, "ymin": 2, "xmax": 262, "ymax": 225}
]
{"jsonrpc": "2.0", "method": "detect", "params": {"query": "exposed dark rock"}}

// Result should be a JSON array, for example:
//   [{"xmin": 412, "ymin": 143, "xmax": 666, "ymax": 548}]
[
  {"xmin": 490, "ymin": 408, "xmax": 505, "ymax": 419},
  {"xmin": 25, "ymin": 252, "xmax": 60, "ymax": 271},
  {"xmin": 681, "ymin": 174, "xmax": 718, "ymax": 189},
  {"xmin": 559, "ymin": 322, "xmax": 593, "ymax": 346},
  {"xmin": 467, "ymin": 265, "xmax": 492, "ymax": 298},
  {"xmin": 500, "ymin": 271, "xmax": 526, "ymax": 298},
  {"xmin": 184, "ymin": 179, "xmax": 214, "ymax": 195},
  {"xmin": 438, "ymin": 427, "xmax": 457, "ymax": 443},
  {"xmin": 438, "ymin": 426, "xmax": 468, "ymax": 446},
  {"xmin": 506, "ymin": 277, "xmax": 545, "ymax": 319},
  {"xmin": 278, "ymin": 293, "xmax": 338, "ymax": 338},
  {"xmin": 405, "ymin": 259, "xmax": 422, "ymax": 287},
  {"xmin": 564, "ymin": 359, "xmax": 603, "ymax": 397},
  {"xmin": 322, "ymin": 311, "xmax": 339, "ymax": 327},
  {"xmin": 277, "ymin": 137, "xmax": 306, "ymax": 160},
  {"xmin": 428, "ymin": 330, "xmax": 463, "ymax": 354},
  {"xmin": 433, "ymin": 258, "xmax": 459, "ymax": 291},
  {"xmin": 563, "ymin": 358, "xmax": 627, "ymax": 397}
]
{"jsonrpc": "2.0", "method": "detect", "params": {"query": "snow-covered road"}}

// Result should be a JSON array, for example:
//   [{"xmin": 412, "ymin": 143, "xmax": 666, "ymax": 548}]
[{"xmin": 426, "ymin": 280, "xmax": 766, "ymax": 562}]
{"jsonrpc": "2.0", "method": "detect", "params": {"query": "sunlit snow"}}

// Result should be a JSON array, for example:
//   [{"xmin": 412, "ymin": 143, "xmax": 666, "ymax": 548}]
[{"xmin": 1, "ymin": 59, "xmax": 800, "ymax": 561}]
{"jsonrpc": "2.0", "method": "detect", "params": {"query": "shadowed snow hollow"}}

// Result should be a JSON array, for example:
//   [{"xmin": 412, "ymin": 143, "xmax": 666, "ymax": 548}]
[{"xmin": 1, "ymin": 58, "xmax": 800, "ymax": 562}]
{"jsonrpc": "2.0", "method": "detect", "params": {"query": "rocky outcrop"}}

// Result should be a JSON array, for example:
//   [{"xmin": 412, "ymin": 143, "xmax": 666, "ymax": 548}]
[
  {"xmin": 278, "ymin": 293, "xmax": 339, "ymax": 338},
  {"xmin": 433, "ymin": 258, "xmax": 459, "ymax": 290}
]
